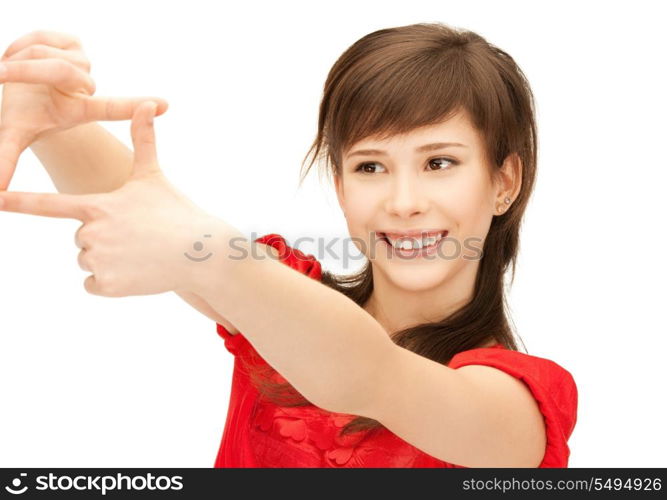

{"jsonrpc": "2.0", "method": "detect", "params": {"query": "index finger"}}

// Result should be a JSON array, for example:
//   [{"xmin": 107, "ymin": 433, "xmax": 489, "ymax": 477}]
[
  {"xmin": 83, "ymin": 96, "xmax": 169, "ymax": 122},
  {"xmin": 2, "ymin": 30, "xmax": 81, "ymax": 60},
  {"xmin": 0, "ymin": 190, "xmax": 96, "ymax": 221}
]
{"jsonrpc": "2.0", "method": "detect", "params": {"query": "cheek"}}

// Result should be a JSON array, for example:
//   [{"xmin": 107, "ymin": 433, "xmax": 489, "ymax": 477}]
[
  {"xmin": 441, "ymin": 174, "xmax": 495, "ymax": 240},
  {"xmin": 340, "ymin": 190, "xmax": 380, "ymax": 255},
  {"xmin": 342, "ymin": 190, "xmax": 376, "ymax": 228}
]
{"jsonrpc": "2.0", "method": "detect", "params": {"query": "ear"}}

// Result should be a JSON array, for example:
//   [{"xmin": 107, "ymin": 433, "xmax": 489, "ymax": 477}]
[
  {"xmin": 495, "ymin": 152, "xmax": 522, "ymax": 203},
  {"xmin": 333, "ymin": 170, "xmax": 346, "ymax": 214}
]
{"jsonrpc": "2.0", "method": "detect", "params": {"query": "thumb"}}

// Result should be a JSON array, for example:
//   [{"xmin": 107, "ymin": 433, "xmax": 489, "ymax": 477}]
[{"xmin": 130, "ymin": 101, "xmax": 160, "ymax": 176}]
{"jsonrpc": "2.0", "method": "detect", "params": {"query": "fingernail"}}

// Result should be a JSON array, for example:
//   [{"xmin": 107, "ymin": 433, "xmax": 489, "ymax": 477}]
[
  {"xmin": 0, "ymin": 197, "xmax": 5, "ymax": 209},
  {"xmin": 0, "ymin": 63, "xmax": 7, "ymax": 79}
]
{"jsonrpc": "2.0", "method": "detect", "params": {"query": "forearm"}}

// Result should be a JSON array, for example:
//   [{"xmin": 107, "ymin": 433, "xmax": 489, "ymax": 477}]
[
  {"xmin": 189, "ymin": 217, "xmax": 395, "ymax": 416},
  {"xmin": 30, "ymin": 122, "xmax": 133, "ymax": 195}
]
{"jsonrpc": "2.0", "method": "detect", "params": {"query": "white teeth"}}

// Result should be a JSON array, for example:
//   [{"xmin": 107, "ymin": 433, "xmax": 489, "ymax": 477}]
[{"xmin": 385, "ymin": 232, "xmax": 444, "ymax": 250}]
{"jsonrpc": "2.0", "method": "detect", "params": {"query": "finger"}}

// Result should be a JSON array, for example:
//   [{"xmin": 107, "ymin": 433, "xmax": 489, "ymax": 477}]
[
  {"xmin": 130, "ymin": 101, "xmax": 160, "ymax": 175},
  {"xmin": 2, "ymin": 30, "xmax": 82, "ymax": 60},
  {"xmin": 74, "ymin": 223, "xmax": 87, "ymax": 249},
  {"xmin": 0, "ymin": 128, "xmax": 27, "ymax": 191},
  {"xmin": 83, "ymin": 274, "xmax": 99, "ymax": 295},
  {"xmin": 0, "ymin": 191, "xmax": 95, "ymax": 221},
  {"xmin": 5, "ymin": 44, "xmax": 90, "ymax": 72},
  {"xmin": 0, "ymin": 59, "xmax": 95, "ymax": 95},
  {"xmin": 83, "ymin": 274, "xmax": 114, "ymax": 297},
  {"xmin": 77, "ymin": 249, "xmax": 92, "ymax": 272},
  {"xmin": 82, "ymin": 96, "xmax": 169, "ymax": 122}
]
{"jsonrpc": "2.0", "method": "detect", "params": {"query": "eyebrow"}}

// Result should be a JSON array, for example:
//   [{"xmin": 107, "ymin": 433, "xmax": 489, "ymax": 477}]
[{"xmin": 346, "ymin": 142, "xmax": 468, "ymax": 159}]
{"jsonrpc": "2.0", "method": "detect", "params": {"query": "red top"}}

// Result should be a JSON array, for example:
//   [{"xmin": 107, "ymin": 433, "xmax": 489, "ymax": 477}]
[{"xmin": 213, "ymin": 234, "xmax": 578, "ymax": 468}]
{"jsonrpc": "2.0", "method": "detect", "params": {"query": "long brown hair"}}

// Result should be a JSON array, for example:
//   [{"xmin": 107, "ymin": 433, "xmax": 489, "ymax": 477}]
[{"xmin": 242, "ymin": 22, "xmax": 537, "ymax": 437}]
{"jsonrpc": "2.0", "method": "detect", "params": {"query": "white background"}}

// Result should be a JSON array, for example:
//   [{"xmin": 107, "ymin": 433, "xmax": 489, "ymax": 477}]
[{"xmin": 0, "ymin": 0, "xmax": 665, "ymax": 467}]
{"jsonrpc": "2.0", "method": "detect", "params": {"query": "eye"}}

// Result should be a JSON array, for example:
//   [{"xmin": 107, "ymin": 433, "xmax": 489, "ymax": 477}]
[
  {"xmin": 353, "ymin": 157, "xmax": 458, "ymax": 174},
  {"xmin": 427, "ymin": 157, "xmax": 458, "ymax": 171},
  {"xmin": 354, "ymin": 162, "xmax": 386, "ymax": 174}
]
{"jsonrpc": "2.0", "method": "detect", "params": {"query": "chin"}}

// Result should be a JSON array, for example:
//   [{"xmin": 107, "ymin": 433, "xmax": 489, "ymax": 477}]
[{"xmin": 382, "ymin": 264, "xmax": 451, "ymax": 292}]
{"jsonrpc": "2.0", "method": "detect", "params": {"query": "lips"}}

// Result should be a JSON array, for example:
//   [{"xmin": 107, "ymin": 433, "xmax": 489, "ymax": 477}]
[{"xmin": 378, "ymin": 230, "xmax": 448, "ymax": 240}]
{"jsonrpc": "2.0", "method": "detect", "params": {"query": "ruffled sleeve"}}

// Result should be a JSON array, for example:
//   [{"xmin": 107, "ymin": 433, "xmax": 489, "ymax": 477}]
[
  {"xmin": 447, "ymin": 346, "xmax": 578, "ymax": 467},
  {"xmin": 216, "ymin": 233, "xmax": 323, "ymax": 357}
]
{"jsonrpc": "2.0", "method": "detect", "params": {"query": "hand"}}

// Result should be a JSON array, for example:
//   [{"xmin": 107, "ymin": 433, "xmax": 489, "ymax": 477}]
[
  {"xmin": 0, "ymin": 101, "xmax": 217, "ymax": 297},
  {"xmin": 0, "ymin": 30, "xmax": 169, "ymax": 190}
]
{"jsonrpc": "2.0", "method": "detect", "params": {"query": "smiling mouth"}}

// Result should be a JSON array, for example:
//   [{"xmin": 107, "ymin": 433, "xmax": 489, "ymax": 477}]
[{"xmin": 377, "ymin": 230, "xmax": 448, "ymax": 251}]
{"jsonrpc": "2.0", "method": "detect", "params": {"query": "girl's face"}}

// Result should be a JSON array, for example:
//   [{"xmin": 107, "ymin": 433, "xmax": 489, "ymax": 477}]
[{"xmin": 334, "ymin": 109, "xmax": 520, "ymax": 292}]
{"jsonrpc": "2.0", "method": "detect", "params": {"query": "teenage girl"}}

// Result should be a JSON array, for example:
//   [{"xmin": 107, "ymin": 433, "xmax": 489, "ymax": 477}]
[{"xmin": 0, "ymin": 23, "xmax": 577, "ymax": 468}]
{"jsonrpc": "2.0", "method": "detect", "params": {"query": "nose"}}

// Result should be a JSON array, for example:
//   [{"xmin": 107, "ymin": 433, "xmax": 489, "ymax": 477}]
[{"xmin": 384, "ymin": 174, "xmax": 429, "ymax": 218}]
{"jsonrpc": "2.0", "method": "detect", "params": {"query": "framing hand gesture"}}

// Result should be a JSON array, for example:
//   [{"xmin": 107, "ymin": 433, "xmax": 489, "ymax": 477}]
[
  {"xmin": 0, "ymin": 30, "xmax": 168, "ymax": 190},
  {"xmin": 0, "ymin": 102, "xmax": 216, "ymax": 297}
]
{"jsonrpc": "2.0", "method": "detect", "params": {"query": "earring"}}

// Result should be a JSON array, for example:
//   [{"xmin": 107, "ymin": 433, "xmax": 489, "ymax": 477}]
[{"xmin": 497, "ymin": 196, "xmax": 512, "ymax": 214}]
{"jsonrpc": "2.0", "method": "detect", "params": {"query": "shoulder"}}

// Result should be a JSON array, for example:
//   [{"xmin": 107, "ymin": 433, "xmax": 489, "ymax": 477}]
[
  {"xmin": 450, "ymin": 346, "xmax": 578, "ymax": 405},
  {"xmin": 448, "ymin": 346, "xmax": 578, "ymax": 467}
]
